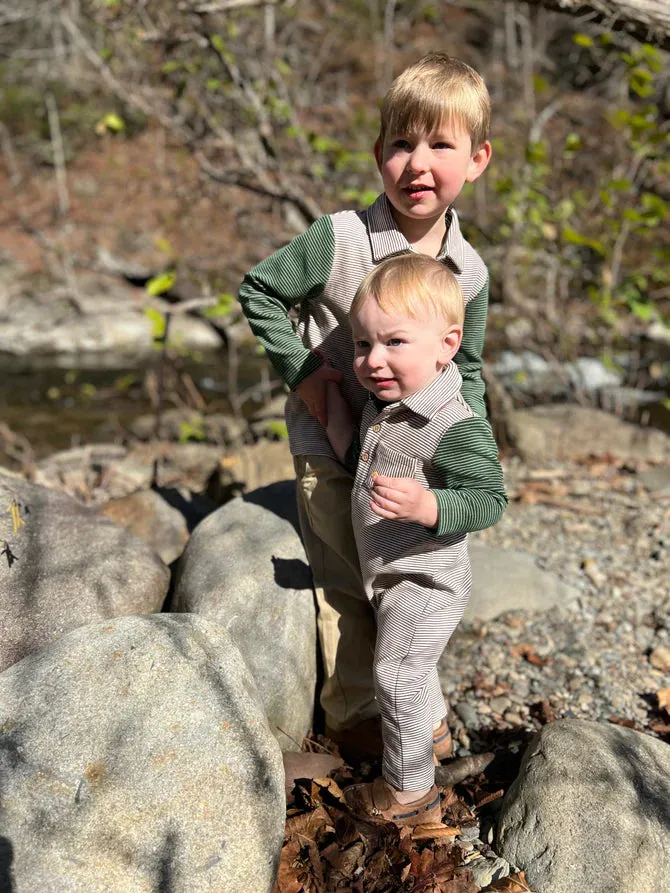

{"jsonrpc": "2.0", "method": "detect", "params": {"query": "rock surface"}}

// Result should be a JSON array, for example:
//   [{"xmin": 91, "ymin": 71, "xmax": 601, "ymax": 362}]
[
  {"xmin": 173, "ymin": 480, "xmax": 316, "ymax": 750},
  {"xmin": 0, "ymin": 273, "xmax": 221, "ymax": 367},
  {"xmin": 465, "ymin": 544, "xmax": 578, "ymax": 622},
  {"xmin": 508, "ymin": 405, "xmax": 670, "ymax": 461},
  {"xmin": 0, "ymin": 614, "xmax": 285, "ymax": 893},
  {"xmin": 100, "ymin": 488, "xmax": 190, "ymax": 565},
  {"xmin": 496, "ymin": 719, "xmax": 670, "ymax": 893},
  {"xmin": 0, "ymin": 472, "xmax": 169, "ymax": 673}
]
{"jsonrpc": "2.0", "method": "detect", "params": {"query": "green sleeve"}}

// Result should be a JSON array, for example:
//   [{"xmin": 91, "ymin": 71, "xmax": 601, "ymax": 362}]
[
  {"xmin": 455, "ymin": 277, "xmax": 488, "ymax": 418},
  {"xmin": 237, "ymin": 215, "xmax": 335, "ymax": 390},
  {"xmin": 429, "ymin": 416, "xmax": 507, "ymax": 536}
]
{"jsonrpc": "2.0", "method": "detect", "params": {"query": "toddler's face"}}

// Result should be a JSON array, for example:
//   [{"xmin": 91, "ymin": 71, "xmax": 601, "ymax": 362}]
[
  {"xmin": 375, "ymin": 123, "xmax": 490, "ymax": 230},
  {"xmin": 351, "ymin": 297, "xmax": 460, "ymax": 402}
]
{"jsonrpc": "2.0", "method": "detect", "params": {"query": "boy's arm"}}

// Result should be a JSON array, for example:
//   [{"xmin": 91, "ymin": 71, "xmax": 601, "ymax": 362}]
[
  {"xmin": 454, "ymin": 276, "xmax": 489, "ymax": 419},
  {"xmin": 238, "ymin": 215, "xmax": 335, "ymax": 391},
  {"xmin": 428, "ymin": 415, "xmax": 507, "ymax": 535}
]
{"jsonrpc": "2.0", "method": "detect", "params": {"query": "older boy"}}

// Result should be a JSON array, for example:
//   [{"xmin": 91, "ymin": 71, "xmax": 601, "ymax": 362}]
[
  {"xmin": 238, "ymin": 53, "xmax": 492, "ymax": 755},
  {"xmin": 325, "ymin": 253, "xmax": 506, "ymax": 824}
]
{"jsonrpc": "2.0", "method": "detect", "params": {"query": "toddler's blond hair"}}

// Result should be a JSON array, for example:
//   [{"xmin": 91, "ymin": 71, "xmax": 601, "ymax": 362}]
[
  {"xmin": 350, "ymin": 254, "xmax": 464, "ymax": 328},
  {"xmin": 380, "ymin": 52, "xmax": 490, "ymax": 152}
]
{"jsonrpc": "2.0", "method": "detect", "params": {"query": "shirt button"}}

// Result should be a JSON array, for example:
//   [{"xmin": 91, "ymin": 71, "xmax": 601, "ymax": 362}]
[
  {"xmin": 372, "ymin": 424, "xmax": 381, "ymax": 432},
  {"xmin": 361, "ymin": 451, "xmax": 369, "ymax": 462}
]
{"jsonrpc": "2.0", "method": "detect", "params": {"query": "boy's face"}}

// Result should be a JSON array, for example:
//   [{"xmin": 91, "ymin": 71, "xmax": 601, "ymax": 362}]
[
  {"xmin": 351, "ymin": 297, "xmax": 462, "ymax": 402},
  {"xmin": 374, "ymin": 123, "xmax": 491, "ymax": 234}
]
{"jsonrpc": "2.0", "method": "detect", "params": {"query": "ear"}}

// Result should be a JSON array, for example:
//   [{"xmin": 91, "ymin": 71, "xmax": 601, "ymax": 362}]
[
  {"xmin": 466, "ymin": 140, "xmax": 492, "ymax": 183},
  {"xmin": 373, "ymin": 136, "xmax": 383, "ymax": 173},
  {"xmin": 439, "ymin": 323, "xmax": 463, "ymax": 366}
]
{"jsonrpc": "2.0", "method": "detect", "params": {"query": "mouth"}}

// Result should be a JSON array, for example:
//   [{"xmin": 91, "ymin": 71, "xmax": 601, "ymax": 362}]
[
  {"xmin": 369, "ymin": 377, "xmax": 396, "ymax": 389},
  {"xmin": 404, "ymin": 184, "xmax": 433, "ymax": 197}
]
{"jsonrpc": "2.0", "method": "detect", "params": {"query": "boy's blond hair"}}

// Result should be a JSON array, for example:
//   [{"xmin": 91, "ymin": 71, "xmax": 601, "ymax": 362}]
[
  {"xmin": 379, "ymin": 52, "xmax": 490, "ymax": 152},
  {"xmin": 350, "ymin": 254, "xmax": 464, "ymax": 328}
]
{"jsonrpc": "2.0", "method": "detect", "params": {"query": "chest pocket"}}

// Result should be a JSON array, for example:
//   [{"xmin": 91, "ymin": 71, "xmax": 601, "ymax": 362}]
[{"xmin": 365, "ymin": 442, "xmax": 419, "ymax": 489}]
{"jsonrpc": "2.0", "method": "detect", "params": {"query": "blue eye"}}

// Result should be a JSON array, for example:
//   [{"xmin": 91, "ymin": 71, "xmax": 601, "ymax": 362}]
[
  {"xmin": 388, "ymin": 338, "xmax": 404, "ymax": 346},
  {"xmin": 355, "ymin": 340, "xmax": 370, "ymax": 350}
]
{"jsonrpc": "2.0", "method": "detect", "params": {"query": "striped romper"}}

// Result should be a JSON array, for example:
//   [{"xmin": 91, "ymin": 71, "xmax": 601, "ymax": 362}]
[{"xmin": 351, "ymin": 363, "xmax": 506, "ymax": 791}]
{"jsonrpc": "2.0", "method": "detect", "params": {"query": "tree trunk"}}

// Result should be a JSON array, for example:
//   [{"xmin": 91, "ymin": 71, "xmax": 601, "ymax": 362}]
[{"xmin": 525, "ymin": 0, "xmax": 670, "ymax": 48}]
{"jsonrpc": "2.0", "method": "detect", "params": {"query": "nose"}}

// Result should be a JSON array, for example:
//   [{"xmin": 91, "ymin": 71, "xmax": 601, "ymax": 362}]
[
  {"xmin": 366, "ymin": 344, "xmax": 385, "ymax": 369},
  {"xmin": 406, "ymin": 144, "xmax": 429, "ymax": 174}
]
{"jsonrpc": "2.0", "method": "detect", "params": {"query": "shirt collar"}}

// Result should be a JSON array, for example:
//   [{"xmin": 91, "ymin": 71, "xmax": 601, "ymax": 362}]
[
  {"xmin": 372, "ymin": 363, "xmax": 463, "ymax": 422},
  {"xmin": 366, "ymin": 194, "xmax": 465, "ymax": 273}
]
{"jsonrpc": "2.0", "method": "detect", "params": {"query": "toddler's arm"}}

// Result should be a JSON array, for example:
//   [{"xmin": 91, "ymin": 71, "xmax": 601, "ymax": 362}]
[
  {"xmin": 370, "ymin": 415, "xmax": 507, "ymax": 533},
  {"xmin": 324, "ymin": 380, "xmax": 356, "ymax": 466}
]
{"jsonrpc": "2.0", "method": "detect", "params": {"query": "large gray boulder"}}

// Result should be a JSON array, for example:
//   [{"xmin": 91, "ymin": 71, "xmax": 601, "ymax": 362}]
[
  {"xmin": 509, "ymin": 405, "xmax": 670, "ymax": 462},
  {"xmin": 0, "ymin": 614, "xmax": 285, "ymax": 893},
  {"xmin": 465, "ymin": 544, "xmax": 579, "ymax": 622},
  {"xmin": 0, "ymin": 472, "xmax": 169, "ymax": 672},
  {"xmin": 173, "ymin": 480, "xmax": 316, "ymax": 751},
  {"xmin": 100, "ymin": 488, "xmax": 190, "ymax": 565},
  {"xmin": 496, "ymin": 719, "xmax": 670, "ymax": 893}
]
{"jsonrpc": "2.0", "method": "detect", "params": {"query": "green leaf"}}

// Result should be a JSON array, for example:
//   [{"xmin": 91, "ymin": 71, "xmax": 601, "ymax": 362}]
[
  {"xmin": 266, "ymin": 420, "xmax": 288, "ymax": 440},
  {"xmin": 211, "ymin": 35, "xmax": 225, "ymax": 54},
  {"xmin": 628, "ymin": 299, "xmax": 654, "ymax": 322},
  {"xmin": 204, "ymin": 293, "xmax": 236, "ymax": 317},
  {"xmin": 144, "ymin": 307, "xmax": 166, "ymax": 340},
  {"xmin": 146, "ymin": 272, "xmax": 176, "ymax": 297},
  {"xmin": 573, "ymin": 34, "xmax": 593, "ymax": 48},
  {"xmin": 178, "ymin": 419, "xmax": 206, "ymax": 443},
  {"xmin": 96, "ymin": 112, "xmax": 124, "ymax": 133}
]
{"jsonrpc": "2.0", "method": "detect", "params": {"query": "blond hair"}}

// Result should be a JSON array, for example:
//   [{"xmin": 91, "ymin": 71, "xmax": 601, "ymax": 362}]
[
  {"xmin": 379, "ymin": 53, "xmax": 490, "ymax": 151},
  {"xmin": 350, "ymin": 254, "xmax": 464, "ymax": 328}
]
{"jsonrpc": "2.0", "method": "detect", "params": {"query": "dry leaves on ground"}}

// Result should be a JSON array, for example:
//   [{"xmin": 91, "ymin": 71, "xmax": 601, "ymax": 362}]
[{"xmin": 274, "ymin": 736, "xmax": 535, "ymax": 893}]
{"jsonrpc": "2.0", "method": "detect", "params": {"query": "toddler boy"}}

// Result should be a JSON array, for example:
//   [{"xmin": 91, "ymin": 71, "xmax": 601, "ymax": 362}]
[
  {"xmin": 238, "ymin": 53, "xmax": 493, "ymax": 753},
  {"xmin": 325, "ymin": 253, "xmax": 507, "ymax": 825}
]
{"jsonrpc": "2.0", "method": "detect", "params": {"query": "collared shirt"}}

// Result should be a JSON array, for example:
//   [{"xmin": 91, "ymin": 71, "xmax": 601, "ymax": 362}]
[
  {"xmin": 350, "ymin": 364, "xmax": 507, "ymax": 599},
  {"xmin": 238, "ymin": 193, "xmax": 489, "ymax": 459}
]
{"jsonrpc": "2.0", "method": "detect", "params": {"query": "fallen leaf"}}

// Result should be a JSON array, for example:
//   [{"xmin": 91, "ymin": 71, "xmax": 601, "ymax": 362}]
[
  {"xmin": 649, "ymin": 720, "xmax": 670, "ymax": 735},
  {"xmin": 285, "ymin": 805, "xmax": 334, "ymax": 842},
  {"xmin": 411, "ymin": 822, "xmax": 460, "ymax": 841},
  {"xmin": 481, "ymin": 869, "xmax": 533, "ymax": 891},
  {"xmin": 608, "ymin": 716, "xmax": 636, "ymax": 729},
  {"xmin": 510, "ymin": 644, "xmax": 551, "ymax": 667},
  {"xmin": 274, "ymin": 838, "xmax": 303, "ymax": 893}
]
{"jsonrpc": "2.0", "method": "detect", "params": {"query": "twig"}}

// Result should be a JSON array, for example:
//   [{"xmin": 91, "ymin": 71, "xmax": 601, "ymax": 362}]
[
  {"xmin": 0, "ymin": 122, "xmax": 21, "ymax": 186},
  {"xmin": 188, "ymin": 0, "xmax": 277, "ymax": 11},
  {"xmin": 45, "ymin": 92, "xmax": 69, "ymax": 216}
]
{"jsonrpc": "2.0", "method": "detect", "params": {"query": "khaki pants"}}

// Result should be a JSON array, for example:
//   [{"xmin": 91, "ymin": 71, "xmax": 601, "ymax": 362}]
[{"xmin": 294, "ymin": 454, "xmax": 378, "ymax": 731}]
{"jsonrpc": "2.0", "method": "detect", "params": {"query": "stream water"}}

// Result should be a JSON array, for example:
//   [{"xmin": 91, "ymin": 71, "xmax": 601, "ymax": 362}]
[
  {"xmin": 2, "ymin": 339, "xmax": 668, "ymax": 462},
  {"xmin": 0, "ymin": 347, "xmax": 278, "ymax": 460}
]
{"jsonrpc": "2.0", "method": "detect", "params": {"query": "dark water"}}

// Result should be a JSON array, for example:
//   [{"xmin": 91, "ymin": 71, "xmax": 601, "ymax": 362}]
[{"xmin": 0, "ymin": 348, "xmax": 279, "ymax": 459}]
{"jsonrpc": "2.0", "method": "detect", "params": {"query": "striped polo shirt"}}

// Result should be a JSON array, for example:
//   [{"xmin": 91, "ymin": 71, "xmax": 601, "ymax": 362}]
[
  {"xmin": 238, "ymin": 193, "xmax": 490, "ymax": 459},
  {"xmin": 351, "ymin": 362, "xmax": 507, "ymax": 602}
]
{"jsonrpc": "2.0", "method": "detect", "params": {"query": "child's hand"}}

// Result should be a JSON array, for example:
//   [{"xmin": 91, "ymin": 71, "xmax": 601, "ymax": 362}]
[
  {"xmin": 370, "ymin": 475, "xmax": 438, "ymax": 528},
  {"xmin": 296, "ymin": 365, "xmax": 343, "ymax": 427}
]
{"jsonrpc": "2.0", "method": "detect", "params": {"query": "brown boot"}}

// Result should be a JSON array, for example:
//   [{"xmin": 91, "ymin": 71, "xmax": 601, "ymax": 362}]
[
  {"xmin": 433, "ymin": 717, "xmax": 453, "ymax": 761},
  {"xmin": 343, "ymin": 777, "xmax": 442, "ymax": 827}
]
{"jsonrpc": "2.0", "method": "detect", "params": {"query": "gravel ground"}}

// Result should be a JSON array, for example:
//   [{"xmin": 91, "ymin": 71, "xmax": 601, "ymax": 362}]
[{"xmin": 440, "ymin": 455, "xmax": 670, "ymax": 752}]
